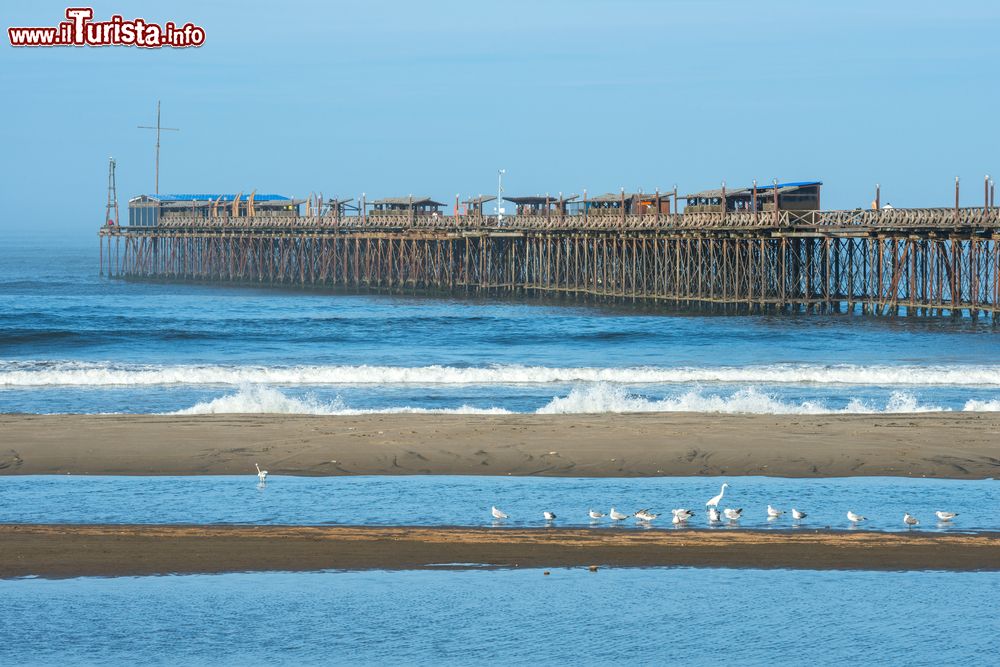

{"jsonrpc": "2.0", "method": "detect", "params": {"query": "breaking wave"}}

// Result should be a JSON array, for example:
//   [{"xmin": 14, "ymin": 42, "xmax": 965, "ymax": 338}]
[
  {"xmin": 962, "ymin": 398, "xmax": 1000, "ymax": 411},
  {"xmin": 171, "ymin": 385, "xmax": 511, "ymax": 416},
  {"xmin": 165, "ymin": 383, "xmax": 996, "ymax": 416},
  {"xmin": 4, "ymin": 361, "xmax": 1000, "ymax": 387},
  {"xmin": 535, "ymin": 384, "xmax": 947, "ymax": 415}
]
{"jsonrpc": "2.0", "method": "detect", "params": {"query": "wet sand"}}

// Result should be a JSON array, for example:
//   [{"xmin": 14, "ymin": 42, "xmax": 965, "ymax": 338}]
[
  {"xmin": 1, "ymin": 524, "xmax": 997, "ymax": 578},
  {"xmin": 2, "ymin": 413, "xmax": 999, "ymax": 478}
]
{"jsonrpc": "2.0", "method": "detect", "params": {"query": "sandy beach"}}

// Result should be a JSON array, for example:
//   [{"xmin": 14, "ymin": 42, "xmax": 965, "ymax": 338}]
[
  {"xmin": 1, "ymin": 413, "xmax": 998, "ymax": 478},
  {"xmin": 1, "ymin": 524, "xmax": 996, "ymax": 578}
]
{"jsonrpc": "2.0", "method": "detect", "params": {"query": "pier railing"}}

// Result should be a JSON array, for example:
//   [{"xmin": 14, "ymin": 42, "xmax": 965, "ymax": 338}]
[
  {"xmin": 100, "ymin": 206, "xmax": 1000, "ymax": 319},
  {"xmin": 139, "ymin": 207, "xmax": 1000, "ymax": 233}
]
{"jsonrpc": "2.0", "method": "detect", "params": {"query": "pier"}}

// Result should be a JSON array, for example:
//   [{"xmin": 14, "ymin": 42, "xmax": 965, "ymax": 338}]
[{"xmin": 99, "ymin": 185, "xmax": 1000, "ymax": 319}]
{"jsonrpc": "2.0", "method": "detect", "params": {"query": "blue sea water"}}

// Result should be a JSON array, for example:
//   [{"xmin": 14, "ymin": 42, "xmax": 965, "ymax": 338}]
[
  {"xmin": 3, "ymin": 234, "xmax": 999, "ymax": 666},
  {"xmin": 2, "ymin": 568, "xmax": 997, "ymax": 666},
  {"xmin": 2, "ymin": 234, "xmax": 1000, "ymax": 415},
  {"xmin": 0, "ymin": 475, "xmax": 993, "ymax": 532}
]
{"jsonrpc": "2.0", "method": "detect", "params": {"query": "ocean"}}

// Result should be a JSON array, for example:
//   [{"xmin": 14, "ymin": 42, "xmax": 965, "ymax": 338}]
[
  {"xmin": 3, "ymin": 568, "xmax": 997, "ymax": 666},
  {"xmin": 3, "ymin": 234, "xmax": 1000, "ymax": 667},
  {"xmin": 2, "ymin": 234, "xmax": 1000, "ymax": 416}
]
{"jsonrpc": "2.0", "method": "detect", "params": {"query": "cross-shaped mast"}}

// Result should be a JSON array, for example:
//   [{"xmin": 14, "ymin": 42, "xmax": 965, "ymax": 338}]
[{"xmin": 137, "ymin": 100, "xmax": 179, "ymax": 194}]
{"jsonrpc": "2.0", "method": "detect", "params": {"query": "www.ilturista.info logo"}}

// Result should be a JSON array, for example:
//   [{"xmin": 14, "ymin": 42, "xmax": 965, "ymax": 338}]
[{"xmin": 8, "ymin": 7, "xmax": 205, "ymax": 48}]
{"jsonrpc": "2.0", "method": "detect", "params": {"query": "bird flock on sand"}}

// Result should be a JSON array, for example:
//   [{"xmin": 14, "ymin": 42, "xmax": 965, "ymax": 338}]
[{"xmin": 254, "ymin": 467, "xmax": 959, "ymax": 528}]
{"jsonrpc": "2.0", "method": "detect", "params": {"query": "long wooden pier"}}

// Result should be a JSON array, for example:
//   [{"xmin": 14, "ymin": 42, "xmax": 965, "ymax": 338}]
[{"xmin": 99, "ymin": 207, "xmax": 1000, "ymax": 318}]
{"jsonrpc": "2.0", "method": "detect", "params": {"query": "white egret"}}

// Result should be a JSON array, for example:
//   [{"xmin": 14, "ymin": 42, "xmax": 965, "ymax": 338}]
[
  {"xmin": 491, "ymin": 506, "xmax": 508, "ymax": 520},
  {"xmin": 706, "ymin": 483, "xmax": 729, "ymax": 507},
  {"xmin": 935, "ymin": 511, "xmax": 958, "ymax": 522},
  {"xmin": 255, "ymin": 463, "xmax": 268, "ymax": 484}
]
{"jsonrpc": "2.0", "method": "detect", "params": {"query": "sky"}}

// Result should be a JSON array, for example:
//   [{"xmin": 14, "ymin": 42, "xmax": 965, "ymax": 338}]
[{"xmin": 2, "ymin": 0, "xmax": 998, "ymax": 237}]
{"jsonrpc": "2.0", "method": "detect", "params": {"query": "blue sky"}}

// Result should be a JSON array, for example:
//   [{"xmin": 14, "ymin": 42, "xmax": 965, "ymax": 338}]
[{"xmin": 2, "ymin": 0, "xmax": 998, "ymax": 236}]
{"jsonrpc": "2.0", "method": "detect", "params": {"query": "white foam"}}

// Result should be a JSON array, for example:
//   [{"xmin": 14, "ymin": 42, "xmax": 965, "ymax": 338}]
[
  {"xmin": 171, "ymin": 385, "xmax": 511, "ymax": 416},
  {"xmin": 168, "ymin": 383, "xmax": 955, "ymax": 416},
  {"xmin": 535, "ymin": 384, "xmax": 947, "ymax": 415},
  {"xmin": 3, "ymin": 361, "xmax": 1000, "ymax": 387},
  {"xmin": 962, "ymin": 398, "xmax": 1000, "ymax": 411}
]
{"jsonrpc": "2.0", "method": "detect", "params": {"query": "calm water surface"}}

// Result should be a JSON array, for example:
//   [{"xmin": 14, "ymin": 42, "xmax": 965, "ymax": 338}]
[
  {"xmin": 1, "ymin": 475, "xmax": 994, "ymax": 532},
  {"xmin": 2, "ymin": 567, "xmax": 997, "ymax": 666}
]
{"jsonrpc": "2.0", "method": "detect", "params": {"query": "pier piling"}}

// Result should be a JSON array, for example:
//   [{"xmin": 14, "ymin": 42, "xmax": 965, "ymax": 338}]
[{"xmin": 100, "ymin": 207, "xmax": 1000, "ymax": 319}]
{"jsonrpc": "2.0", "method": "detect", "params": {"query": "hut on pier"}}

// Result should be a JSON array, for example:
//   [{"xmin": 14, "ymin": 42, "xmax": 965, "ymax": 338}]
[
  {"xmin": 462, "ymin": 195, "xmax": 496, "ymax": 216},
  {"xmin": 368, "ymin": 197, "xmax": 445, "ymax": 216},
  {"xmin": 504, "ymin": 195, "xmax": 578, "ymax": 216},
  {"xmin": 755, "ymin": 181, "xmax": 822, "ymax": 211},
  {"xmin": 683, "ymin": 182, "xmax": 822, "ymax": 213},
  {"xmin": 325, "ymin": 198, "xmax": 359, "ymax": 219},
  {"xmin": 584, "ymin": 192, "xmax": 672, "ymax": 215},
  {"xmin": 682, "ymin": 187, "xmax": 750, "ymax": 213},
  {"xmin": 127, "ymin": 193, "xmax": 300, "ymax": 226}
]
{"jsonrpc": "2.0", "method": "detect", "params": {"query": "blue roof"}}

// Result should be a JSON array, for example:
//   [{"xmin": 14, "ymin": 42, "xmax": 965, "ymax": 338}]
[
  {"xmin": 754, "ymin": 181, "xmax": 822, "ymax": 191},
  {"xmin": 143, "ymin": 193, "xmax": 292, "ymax": 202}
]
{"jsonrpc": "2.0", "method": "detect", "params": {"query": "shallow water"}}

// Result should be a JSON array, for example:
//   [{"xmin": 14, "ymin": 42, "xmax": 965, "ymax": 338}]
[
  {"xmin": 2, "ymin": 236, "xmax": 1000, "ymax": 415},
  {"xmin": 0, "ymin": 475, "xmax": 993, "ymax": 532},
  {"xmin": 1, "ymin": 567, "xmax": 997, "ymax": 666}
]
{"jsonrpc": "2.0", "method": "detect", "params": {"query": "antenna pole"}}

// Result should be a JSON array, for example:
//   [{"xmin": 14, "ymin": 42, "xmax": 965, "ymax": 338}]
[
  {"xmin": 138, "ymin": 100, "xmax": 179, "ymax": 194},
  {"xmin": 104, "ymin": 157, "xmax": 119, "ymax": 226},
  {"xmin": 497, "ymin": 169, "xmax": 505, "ymax": 223}
]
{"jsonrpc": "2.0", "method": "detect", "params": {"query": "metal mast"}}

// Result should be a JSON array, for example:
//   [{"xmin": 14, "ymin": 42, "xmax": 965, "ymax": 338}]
[
  {"xmin": 137, "ymin": 100, "xmax": 179, "ymax": 194},
  {"xmin": 497, "ymin": 168, "xmax": 505, "ymax": 222},
  {"xmin": 104, "ymin": 157, "xmax": 119, "ymax": 226}
]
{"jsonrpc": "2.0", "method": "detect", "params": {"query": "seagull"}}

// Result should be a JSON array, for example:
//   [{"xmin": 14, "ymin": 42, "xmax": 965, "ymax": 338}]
[
  {"xmin": 588, "ymin": 509, "xmax": 606, "ymax": 520},
  {"xmin": 847, "ymin": 511, "xmax": 866, "ymax": 523},
  {"xmin": 708, "ymin": 507, "xmax": 722, "ymax": 523},
  {"xmin": 723, "ymin": 508, "xmax": 742, "ymax": 521},
  {"xmin": 903, "ymin": 513, "xmax": 919, "ymax": 527},
  {"xmin": 634, "ymin": 509, "xmax": 659, "ymax": 522},
  {"xmin": 491, "ymin": 506, "xmax": 508, "ymax": 520},
  {"xmin": 255, "ymin": 463, "xmax": 268, "ymax": 484},
  {"xmin": 935, "ymin": 511, "xmax": 959, "ymax": 522},
  {"xmin": 791, "ymin": 508, "xmax": 807, "ymax": 520},
  {"xmin": 543, "ymin": 511, "xmax": 557, "ymax": 521},
  {"xmin": 706, "ymin": 482, "xmax": 729, "ymax": 507},
  {"xmin": 609, "ymin": 507, "xmax": 630, "ymax": 521},
  {"xmin": 672, "ymin": 508, "xmax": 695, "ymax": 520},
  {"xmin": 672, "ymin": 513, "xmax": 691, "ymax": 525},
  {"xmin": 767, "ymin": 505, "xmax": 784, "ymax": 519}
]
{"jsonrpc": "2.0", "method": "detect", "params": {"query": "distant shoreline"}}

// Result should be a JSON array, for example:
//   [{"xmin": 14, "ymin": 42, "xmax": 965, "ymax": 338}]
[
  {"xmin": 2, "ymin": 524, "xmax": 998, "ymax": 578},
  {"xmin": 2, "ymin": 413, "xmax": 999, "ymax": 479}
]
